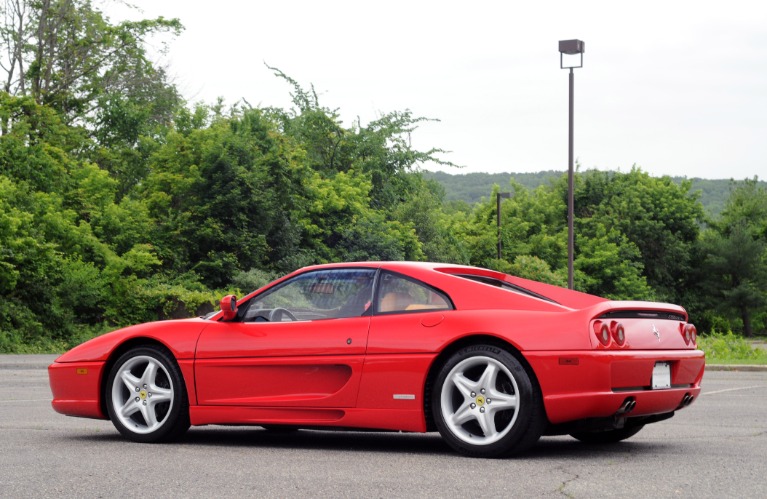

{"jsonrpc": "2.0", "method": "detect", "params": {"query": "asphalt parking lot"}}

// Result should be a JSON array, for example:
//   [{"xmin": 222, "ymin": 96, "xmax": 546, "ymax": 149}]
[{"xmin": 1, "ymin": 355, "xmax": 765, "ymax": 498}]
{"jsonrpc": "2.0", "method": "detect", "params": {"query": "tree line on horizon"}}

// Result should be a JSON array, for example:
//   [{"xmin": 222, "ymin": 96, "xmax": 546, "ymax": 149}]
[
  {"xmin": 424, "ymin": 170, "xmax": 765, "ymax": 218},
  {"xmin": 0, "ymin": 0, "xmax": 765, "ymax": 352}
]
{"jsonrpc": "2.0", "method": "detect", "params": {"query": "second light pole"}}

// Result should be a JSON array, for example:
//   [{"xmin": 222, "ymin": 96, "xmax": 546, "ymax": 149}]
[
  {"xmin": 558, "ymin": 39, "xmax": 585, "ymax": 290},
  {"xmin": 497, "ymin": 191, "xmax": 511, "ymax": 260}
]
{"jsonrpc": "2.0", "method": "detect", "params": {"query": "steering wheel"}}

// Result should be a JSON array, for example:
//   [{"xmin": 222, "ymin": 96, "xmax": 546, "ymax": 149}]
[{"xmin": 268, "ymin": 307, "xmax": 297, "ymax": 322}]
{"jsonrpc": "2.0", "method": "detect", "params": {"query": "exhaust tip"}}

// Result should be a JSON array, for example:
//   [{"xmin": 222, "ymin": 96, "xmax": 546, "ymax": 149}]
[
  {"xmin": 679, "ymin": 393, "xmax": 694, "ymax": 408},
  {"xmin": 617, "ymin": 397, "xmax": 636, "ymax": 415}
]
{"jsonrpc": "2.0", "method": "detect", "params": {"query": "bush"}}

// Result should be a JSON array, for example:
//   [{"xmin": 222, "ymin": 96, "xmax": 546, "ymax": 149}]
[
  {"xmin": 698, "ymin": 330, "xmax": 767, "ymax": 364},
  {"xmin": 231, "ymin": 268, "xmax": 278, "ymax": 294}
]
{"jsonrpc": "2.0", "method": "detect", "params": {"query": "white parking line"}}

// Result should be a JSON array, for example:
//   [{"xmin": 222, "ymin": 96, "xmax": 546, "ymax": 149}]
[
  {"xmin": 0, "ymin": 399, "xmax": 50, "ymax": 403},
  {"xmin": 703, "ymin": 385, "xmax": 764, "ymax": 396}
]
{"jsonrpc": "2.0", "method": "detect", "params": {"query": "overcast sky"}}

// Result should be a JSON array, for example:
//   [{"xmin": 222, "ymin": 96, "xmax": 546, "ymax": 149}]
[{"xmin": 106, "ymin": 0, "xmax": 766, "ymax": 180}]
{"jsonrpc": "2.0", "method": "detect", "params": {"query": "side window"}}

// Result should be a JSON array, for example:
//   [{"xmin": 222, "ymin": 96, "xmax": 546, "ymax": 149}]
[
  {"xmin": 376, "ymin": 272, "xmax": 452, "ymax": 314},
  {"xmin": 242, "ymin": 269, "xmax": 376, "ymax": 322}
]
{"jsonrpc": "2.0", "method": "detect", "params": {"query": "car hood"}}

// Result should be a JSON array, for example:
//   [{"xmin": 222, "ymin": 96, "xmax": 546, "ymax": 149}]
[{"xmin": 53, "ymin": 318, "xmax": 212, "ymax": 363}]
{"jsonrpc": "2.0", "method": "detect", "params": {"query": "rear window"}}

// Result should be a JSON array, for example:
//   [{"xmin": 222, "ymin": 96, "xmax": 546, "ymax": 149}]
[{"xmin": 455, "ymin": 274, "xmax": 559, "ymax": 304}]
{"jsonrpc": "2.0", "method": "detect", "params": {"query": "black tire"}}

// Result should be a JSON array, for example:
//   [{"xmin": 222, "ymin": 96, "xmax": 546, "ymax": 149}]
[
  {"xmin": 570, "ymin": 425, "xmax": 645, "ymax": 444},
  {"xmin": 431, "ymin": 344, "xmax": 544, "ymax": 458},
  {"xmin": 105, "ymin": 345, "xmax": 190, "ymax": 443}
]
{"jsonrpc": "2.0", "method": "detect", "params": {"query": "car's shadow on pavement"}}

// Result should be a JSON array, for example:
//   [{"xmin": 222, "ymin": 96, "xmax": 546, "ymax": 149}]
[
  {"xmin": 529, "ymin": 437, "xmax": 669, "ymax": 459},
  {"xmin": 183, "ymin": 427, "xmax": 452, "ymax": 455},
  {"xmin": 67, "ymin": 426, "xmax": 672, "ymax": 459}
]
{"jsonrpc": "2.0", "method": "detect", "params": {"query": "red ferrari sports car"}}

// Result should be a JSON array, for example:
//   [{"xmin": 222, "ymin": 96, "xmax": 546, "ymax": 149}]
[{"xmin": 49, "ymin": 262, "xmax": 705, "ymax": 457}]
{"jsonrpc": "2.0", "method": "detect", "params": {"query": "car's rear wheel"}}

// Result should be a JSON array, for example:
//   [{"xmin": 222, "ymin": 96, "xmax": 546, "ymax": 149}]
[
  {"xmin": 569, "ymin": 425, "xmax": 645, "ymax": 444},
  {"xmin": 432, "ymin": 344, "xmax": 544, "ymax": 458},
  {"xmin": 106, "ymin": 345, "xmax": 190, "ymax": 443}
]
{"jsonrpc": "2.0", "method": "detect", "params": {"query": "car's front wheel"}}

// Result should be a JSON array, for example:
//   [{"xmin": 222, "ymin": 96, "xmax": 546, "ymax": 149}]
[
  {"xmin": 105, "ymin": 345, "xmax": 190, "ymax": 443},
  {"xmin": 432, "ymin": 344, "xmax": 544, "ymax": 457}
]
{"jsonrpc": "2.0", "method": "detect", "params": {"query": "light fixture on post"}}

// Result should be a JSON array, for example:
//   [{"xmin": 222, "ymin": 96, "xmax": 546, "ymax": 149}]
[
  {"xmin": 558, "ymin": 39, "xmax": 584, "ymax": 290},
  {"xmin": 497, "ymin": 192, "xmax": 511, "ymax": 260}
]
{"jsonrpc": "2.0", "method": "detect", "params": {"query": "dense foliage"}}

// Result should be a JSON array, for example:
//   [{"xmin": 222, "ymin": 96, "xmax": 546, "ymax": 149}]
[{"xmin": 0, "ymin": 1, "xmax": 765, "ymax": 352}]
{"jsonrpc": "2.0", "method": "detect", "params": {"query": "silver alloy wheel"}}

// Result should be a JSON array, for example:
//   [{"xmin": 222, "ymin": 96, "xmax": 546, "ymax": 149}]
[
  {"xmin": 110, "ymin": 355, "xmax": 174, "ymax": 435},
  {"xmin": 439, "ymin": 355, "xmax": 520, "ymax": 446}
]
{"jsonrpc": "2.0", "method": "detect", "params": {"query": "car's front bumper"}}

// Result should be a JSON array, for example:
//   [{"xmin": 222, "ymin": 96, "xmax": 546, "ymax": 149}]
[{"xmin": 48, "ymin": 361, "xmax": 107, "ymax": 419}]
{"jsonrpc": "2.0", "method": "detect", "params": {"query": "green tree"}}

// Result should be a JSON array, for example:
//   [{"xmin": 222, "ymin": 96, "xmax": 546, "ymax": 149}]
[
  {"xmin": 141, "ymin": 107, "xmax": 310, "ymax": 287},
  {"xmin": 574, "ymin": 220, "xmax": 653, "ymax": 300},
  {"xmin": 0, "ymin": 0, "xmax": 181, "ymax": 122},
  {"xmin": 700, "ymin": 225, "xmax": 766, "ymax": 337},
  {"xmin": 571, "ymin": 167, "xmax": 704, "ymax": 303},
  {"xmin": 455, "ymin": 175, "xmax": 664, "ymax": 299},
  {"xmin": 0, "ymin": 92, "xmax": 80, "ymax": 191},
  {"xmin": 391, "ymin": 176, "xmax": 470, "ymax": 264},
  {"xmin": 1, "ymin": 0, "xmax": 184, "ymax": 199},
  {"xmin": 694, "ymin": 179, "xmax": 767, "ymax": 336},
  {"xmin": 267, "ymin": 66, "xmax": 457, "ymax": 211}
]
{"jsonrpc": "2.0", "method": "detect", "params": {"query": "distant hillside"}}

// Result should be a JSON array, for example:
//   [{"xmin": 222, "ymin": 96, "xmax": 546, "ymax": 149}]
[{"xmin": 423, "ymin": 170, "xmax": 765, "ymax": 217}]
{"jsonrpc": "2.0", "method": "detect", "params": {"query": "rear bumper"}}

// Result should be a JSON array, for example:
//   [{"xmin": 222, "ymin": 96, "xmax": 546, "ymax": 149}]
[{"xmin": 525, "ymin": 349, "xmax": 705, "ymax": 424}]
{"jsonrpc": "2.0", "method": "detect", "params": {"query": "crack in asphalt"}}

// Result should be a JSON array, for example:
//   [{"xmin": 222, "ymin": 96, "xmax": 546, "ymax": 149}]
[{"xmin": 556, "ymin": 468, "xmax": 580, "ymax": 498}]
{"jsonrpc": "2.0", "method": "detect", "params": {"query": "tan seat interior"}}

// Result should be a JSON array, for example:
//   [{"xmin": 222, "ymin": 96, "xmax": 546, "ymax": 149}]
[{"xmin": 379, "ymin": 292, "xmax": 413, "ymax": 312}]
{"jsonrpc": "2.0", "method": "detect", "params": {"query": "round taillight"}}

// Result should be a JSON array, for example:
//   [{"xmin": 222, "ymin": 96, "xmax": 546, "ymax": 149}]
[
  {"xmin": 679, "ymin": 323, "xmax": 697, "ymax": 345},
  {"xmin": 611, "ymin": 322, "xmax": 626, "ymax": 346},
  {"xmin": 687, "ymin": 324, "xmax": 697, "ymax": 344},
  {"xmin": 593, "ymin": 321, "xmax": 612, "ymax": 347},
  {"xmin": 599, "ymin": 324, "xmax": 611, "ymax": 346}
]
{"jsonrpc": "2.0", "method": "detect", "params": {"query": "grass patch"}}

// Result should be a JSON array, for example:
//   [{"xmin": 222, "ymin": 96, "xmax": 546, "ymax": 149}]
[{"xmin": 698, "ymin": 331, "xmax": 767, "ymax": 365}]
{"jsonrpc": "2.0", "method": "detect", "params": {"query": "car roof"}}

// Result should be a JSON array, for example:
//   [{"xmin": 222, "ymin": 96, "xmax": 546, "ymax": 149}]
[{"xmin": 299, "ymin": 261, "xmax": 479, "ymax": 273}]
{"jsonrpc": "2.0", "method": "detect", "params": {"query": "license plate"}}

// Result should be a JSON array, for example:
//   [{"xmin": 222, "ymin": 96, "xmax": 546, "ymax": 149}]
[{"xmin": 652, "ymin": 362, "xmax": 671, "ymax": 389}]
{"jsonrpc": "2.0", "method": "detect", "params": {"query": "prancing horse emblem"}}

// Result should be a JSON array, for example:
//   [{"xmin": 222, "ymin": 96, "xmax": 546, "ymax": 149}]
[{"xmin": 652, "ymin": 323, "xmax": 661, "ymax": 341}]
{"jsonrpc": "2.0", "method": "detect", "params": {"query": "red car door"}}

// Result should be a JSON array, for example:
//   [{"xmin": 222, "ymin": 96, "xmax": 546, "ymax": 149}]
[{"xmin": 194, "ymin": 268, "xmax": 375, "ymax": 408}]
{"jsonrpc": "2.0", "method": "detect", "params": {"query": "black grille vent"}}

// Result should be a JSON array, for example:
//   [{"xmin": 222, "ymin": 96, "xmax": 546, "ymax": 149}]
[{"xmin": 599, "ymin": 310, "xmax": 685, "ymax": 321}]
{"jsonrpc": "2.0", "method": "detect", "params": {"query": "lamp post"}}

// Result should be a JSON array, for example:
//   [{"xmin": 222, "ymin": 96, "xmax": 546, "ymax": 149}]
[
  {"xmin": 559, "ymin": 39, "xmax": 584, "ymax": 290},
  {"xmin": 497, "ymin": 192, "xmax": 511, "ymax": 260}
]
